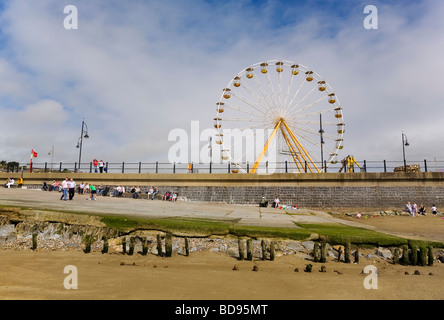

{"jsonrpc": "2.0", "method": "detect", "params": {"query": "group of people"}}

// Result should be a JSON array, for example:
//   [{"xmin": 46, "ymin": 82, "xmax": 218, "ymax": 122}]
[
  {"xmin": 112, "ymin": 185, "xmax": 125, "ymax": 197},
  {"xmin": 146, "ymin": 186, "xmax": 159, "ymax": 200},
  {"xmin": 47, "ymin": 178, "xmax": 98, "ymax": 201},
  {"xmin": 4, "ymin": 177, "xmax": 24, "ymax": 188},
  {"xmin": 162, "ymin": 191, "xmax": 178, "ymax": 202},
  {"xmin": 92, "ymin": 158, "xmax": 107, "ymax": 173},
  {"xmin": 405, "ymin": 202, "xmax": 438, "ymax": 216}
]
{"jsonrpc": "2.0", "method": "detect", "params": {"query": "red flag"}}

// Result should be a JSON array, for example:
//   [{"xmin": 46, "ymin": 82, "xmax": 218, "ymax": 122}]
[{"xmin": 32, "ymin": 150, "xmax": 38, "ymax": 158}]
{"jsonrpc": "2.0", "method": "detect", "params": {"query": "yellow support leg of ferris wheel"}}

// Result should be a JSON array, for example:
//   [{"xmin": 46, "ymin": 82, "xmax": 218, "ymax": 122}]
[
  {"xmin": 250, "ymin": 119, "xmax": 282, "ymax": 174},
  {"xmin": 279, "ymin": 127, "xmax": 303, "ymax": 172},
  {"xmin": 281, "ymin": 120, "xmax": 320, "ymax": 173}
]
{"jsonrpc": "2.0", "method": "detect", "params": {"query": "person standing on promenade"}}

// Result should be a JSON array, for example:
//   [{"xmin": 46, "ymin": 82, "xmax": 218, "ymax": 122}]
[
  {"xmin": 68, "ymin": 178, "xmax": 76, "ymax": 200},
  {"xmin": 92, "ymin": 158, "xmax": 99, "ymax": 173},
  {"xmin": 60, "ymin": 178, "xmax": 69, "ymax": 201},
  {"xmin": 99, "ymin": 160, "xmax": 104, "ymax": 173}
]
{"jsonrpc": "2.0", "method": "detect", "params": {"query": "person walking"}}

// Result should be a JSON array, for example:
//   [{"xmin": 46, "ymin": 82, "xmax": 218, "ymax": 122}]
[
  {"xmin": 68, "ymin": 178, "xmax": 76, "ymax": 200},
  {"xmin": 89, "ymin": 184, "xmax": 97, "ymax": 200},
  {"xmin": 60, "ymin": 178, "xmax": 69, "ymax": 201}
]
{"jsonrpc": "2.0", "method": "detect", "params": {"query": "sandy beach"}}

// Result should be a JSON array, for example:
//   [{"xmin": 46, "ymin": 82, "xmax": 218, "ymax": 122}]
[
  {"xmin": 0, "ymin": 246, "xmax": 443, "ymax": 300},
  {"xmin": 0, "ymin": 188, "xmax": 443, "ymax": 301}
]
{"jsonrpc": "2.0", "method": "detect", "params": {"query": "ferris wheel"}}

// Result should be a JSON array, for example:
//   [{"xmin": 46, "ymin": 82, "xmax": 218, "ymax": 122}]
[{"xmin": 214, "ymin": 59, "xmax": 344, "ymax": 173}]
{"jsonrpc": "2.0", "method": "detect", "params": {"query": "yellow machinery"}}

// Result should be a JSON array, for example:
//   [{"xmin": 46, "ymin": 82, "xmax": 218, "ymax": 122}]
[{"xmin": 339, "ymin": 155, "xmax": 361, "ymax": 173}]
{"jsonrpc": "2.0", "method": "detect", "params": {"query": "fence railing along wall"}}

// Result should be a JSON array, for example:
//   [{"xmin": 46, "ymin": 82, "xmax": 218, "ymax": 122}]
[{"xmin": 4, "ymin": 159, "xmax": 444, "ymax": 174}]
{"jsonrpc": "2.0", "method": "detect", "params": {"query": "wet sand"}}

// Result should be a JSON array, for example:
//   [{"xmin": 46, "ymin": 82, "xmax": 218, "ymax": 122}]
[{"xmin": 0, "ymin": 249, "xmax": 443, "ymax": 300}]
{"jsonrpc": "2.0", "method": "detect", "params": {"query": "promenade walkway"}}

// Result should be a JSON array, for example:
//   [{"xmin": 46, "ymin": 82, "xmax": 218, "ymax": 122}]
[
  {"xmin": 1, "ymin": 187, "xmax": 443, "ymax": 243},
  {"xmin": 0, "ymin": 187, "xmax": 338, "ymax": 229}
]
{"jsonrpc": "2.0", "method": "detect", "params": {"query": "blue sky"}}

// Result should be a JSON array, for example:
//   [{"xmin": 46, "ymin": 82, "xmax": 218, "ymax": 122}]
[{"xmin": 0, "ymin": 0, "xmax": 443, "ymax": 168}]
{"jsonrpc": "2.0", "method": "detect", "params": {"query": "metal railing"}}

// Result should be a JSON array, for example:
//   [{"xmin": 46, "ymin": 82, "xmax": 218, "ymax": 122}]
[{"xmin": 4, "ymin": 159, "xmax": 444, "ymax": 174}]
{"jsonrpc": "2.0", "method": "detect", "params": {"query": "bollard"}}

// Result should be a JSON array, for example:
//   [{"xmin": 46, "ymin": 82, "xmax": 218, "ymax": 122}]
[
  {"xmin": 261, "ymin": 240, "xmax": 266, "ymax": 260},
  {"xmin": 401, "ymin": 245, "xmax": 409, "ymax": 265},
  {"xmin": 238, "ymin": 239, "xmax": 244, "ymax": 261},
  {"xmin": 165, "ymin": 233, "xmax": 173, "ymax": 257},
  {"xmin": 156, "ymin": 234, "xmax": 163, "ymax": 257},
  {"xmin": 32, "ymin": 232, "xmax": 38, "ymax": 251},
  {"xmin": 185, "ymin": 238, "xmax": 190, "ymax": 256},
  {"xmin": 393, "ymin": 247, "xmax": 399, "ymax": 264},
  {"xmin": 320, "ymin": 241, "xmax": 327, "ymax": 263},
  {"xmin": 83, "ymin": 235, "xmax": 92, "ymax": 253},
  {"xmin": 129, "ymin": 237, "xmax": 135, "ymax": 255},
  {"xmin": 142, "ymin": 237, "xmax": 148, "ymax": 256},
  {"xmin": 409, "ymin": 244, "xmax": 418, "ymax": 266},
  {"xmin": 428, "ymin": 246, "xmax": 434, "ymax": 266},
  {"xmin": 246, "ymin": 239, "xmax": 253, "ymax": 261},
  {"xmin": 344, "ymin": 242, "xmax": 351, "ymax": 263},
  {"xmin": 270, "ymin": 241, "xmax": 275, "ymax": 261},
  {"xmin": 354, "ymin": 246, "xmax": 360, "ymax": 263},
  {"xmin": 312, "ymin": 242, "xmax": 319, "ymax": 262},
  {"xmin": 102, "ymin": 236, "xmax": 109, "ymax": 254},
  {"xmin": 419, "ymin": 246, "xmax": 427, "ymax": 266},
  {"xmin": 122, "ymin": 237, "xmax": 127, "ymax": 254}
]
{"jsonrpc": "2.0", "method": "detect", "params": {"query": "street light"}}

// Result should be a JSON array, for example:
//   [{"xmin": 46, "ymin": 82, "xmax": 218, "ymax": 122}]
[
  {"xmin": 319, "ymin": 114, "xmax": 325, "ymax": 171},
  {"xmin": 402, "ymin": 132, "xmax": 409, "ymax": 172},
  {"xmin": 48, "ymin": 145, "xmax": 54, "ymax": 171},
  {"xmin": 76, "ymin": 119, "xmax": 89, "ymax": 172}
]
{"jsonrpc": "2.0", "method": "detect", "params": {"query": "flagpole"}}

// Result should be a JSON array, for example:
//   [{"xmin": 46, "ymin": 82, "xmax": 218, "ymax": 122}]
[{"xmin": 29, "ymin": 150, "xmax": 33, "ymax": 173}]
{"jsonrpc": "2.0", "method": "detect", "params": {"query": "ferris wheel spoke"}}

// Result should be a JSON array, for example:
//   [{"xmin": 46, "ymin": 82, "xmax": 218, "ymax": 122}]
[
  {"xmin": 283, "ymin": 72, "xmax": 295, "ymax": 108},
  {"xmin": 285, "ymin": 85, "xmax": 317, "ymax": 116},
  {"xmin": 265, "ymin": 72, "xmax": 280, "ymax": 113},
  {"xmin": 251, "ymin": 73, "xmax": 279, "ymax": 112},
  {"xmin": 286, "ymin": 76, "xmax": 306, "ymax": 112},
  {"xmin": 288, "ymin": 118, "xmax": 337, "ymax": 126},
  {"xmin": 278, "ymin": 71, "xmax": 283, "ymax": 113},
  {"xmin": 240, "ymin": 80, "xmax": 272, "ymax": 113},
  {"xmin": 292, "ymin": 125, "xmax": 340, "ymax": 145},
  {"xmin": 295, "ymin": 107, "xmax": 335, "ymax": 119},
  {"xmin": 224, "ymin": 103, "xmax": 267, "ymax": 119},
  {"xmin": 291, "ymin": 96, "xmax": 329, "ymax": 117},
  {"xmin": 222, "ymin": 117, "xmax": 270, "ymax": 122},
  {"xmin": 230, "ymin": 90, "xmax": 269, "ymax": 116}
]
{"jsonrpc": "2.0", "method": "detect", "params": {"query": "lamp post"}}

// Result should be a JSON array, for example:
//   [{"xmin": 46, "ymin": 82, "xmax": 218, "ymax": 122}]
[
  {"xmin": 76, "ymin": 119, "xmax": 89, "ymax": 172},
  {"xmin": 48, "ymin": 145, "xmax": 54, "ymax": 171},
  {"xmin": 319, "ymin": 114, "xmax": 325, "ymax": 171},
  {"xmin": 402, "ymin": 132, "xmax": 409, "ymax": 172}
]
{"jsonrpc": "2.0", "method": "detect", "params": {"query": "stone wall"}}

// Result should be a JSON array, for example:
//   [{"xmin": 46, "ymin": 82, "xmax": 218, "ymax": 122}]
[
  {"xmin": 2, "ymin": 172, "xmax": 444, "ymax": 209},
  {"xmin": 150, "ymin": 185, "xmax": 444, "ymax": 209}
]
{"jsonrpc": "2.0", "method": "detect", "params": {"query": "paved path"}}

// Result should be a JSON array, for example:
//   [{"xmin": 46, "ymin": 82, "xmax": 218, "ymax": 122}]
[{"xmin": 0, "ymin": 187, "xmax": 344, "ymax": 229}]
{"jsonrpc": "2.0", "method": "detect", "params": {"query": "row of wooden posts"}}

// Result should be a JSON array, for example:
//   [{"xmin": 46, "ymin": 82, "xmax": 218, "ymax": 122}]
[{"xmin": 31, "ymin": 233, "xmax": 435, "ymax": 266}]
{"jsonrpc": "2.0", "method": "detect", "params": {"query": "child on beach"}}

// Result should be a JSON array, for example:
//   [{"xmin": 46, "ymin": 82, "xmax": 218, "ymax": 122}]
[{"xmin": 89, "ymin": 184, "xmax": 97, "ymax": 200}]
